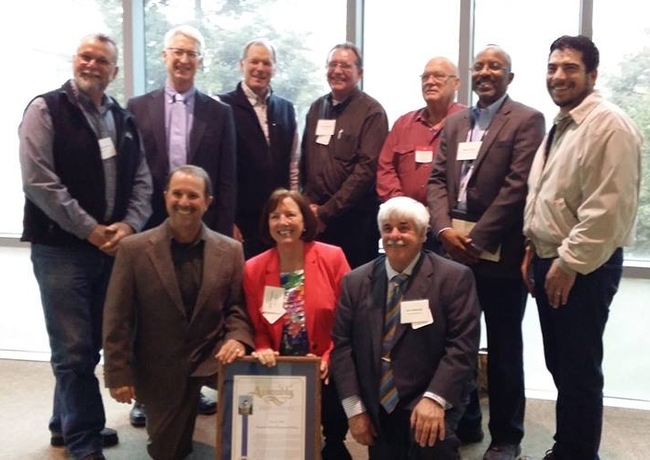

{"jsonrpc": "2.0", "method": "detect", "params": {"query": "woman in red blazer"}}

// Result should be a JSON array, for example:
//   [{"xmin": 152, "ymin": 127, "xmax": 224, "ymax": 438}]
[{"xmin": 243, "ymin": 188, "xmax": 352, "ymax": 460}]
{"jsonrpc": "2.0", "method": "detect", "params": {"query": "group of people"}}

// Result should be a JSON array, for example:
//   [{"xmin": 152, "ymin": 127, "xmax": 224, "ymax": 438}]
[{"xmin": 17, "ymin": 21, "xmax": 640, "ymax": 460}]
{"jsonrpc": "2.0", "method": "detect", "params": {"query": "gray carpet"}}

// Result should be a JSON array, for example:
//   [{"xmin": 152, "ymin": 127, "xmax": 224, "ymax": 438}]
[{"xmin": 0, "ymin": 360, "xmax": 648, "ymax": 459}]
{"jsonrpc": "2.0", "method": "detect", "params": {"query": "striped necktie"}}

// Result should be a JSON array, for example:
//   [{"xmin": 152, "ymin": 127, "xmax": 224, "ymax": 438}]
[{"xmin": 380, "ymin": 273, "xmax": 408, "ymax": 413}]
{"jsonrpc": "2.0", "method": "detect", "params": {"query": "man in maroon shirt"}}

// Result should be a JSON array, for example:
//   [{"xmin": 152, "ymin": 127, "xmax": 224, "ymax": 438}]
[
  {"xmin": 376, "ymin": 56, "xmax": 464, "ymax": 251},
  {"xmin": 376, "ymin": 56, "xmax": 464, "ymax": 206}
]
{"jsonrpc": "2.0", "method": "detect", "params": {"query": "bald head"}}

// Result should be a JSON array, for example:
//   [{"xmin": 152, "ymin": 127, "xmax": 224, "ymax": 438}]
[
  {"xmin": 424, "ymin": 56, "xmax": 458, "ymax": 75},
  {"xmin": 478, "ymin": 45, "xmax": 512, "ymax": 71},
  {"xmin": 420, "ymin": 56, "xmax": 459, "ymax": 111},
  {"xmin": 471, "ymin": 45, "xmax": 514, "ymax": 106}
]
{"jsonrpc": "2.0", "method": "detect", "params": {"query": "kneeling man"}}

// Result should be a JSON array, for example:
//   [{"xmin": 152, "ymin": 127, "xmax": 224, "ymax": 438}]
[
  {"xmin": 330, "ymin": 196, "xmax": 480, "ymax": 460},
  {"xmin": 103, "ymin": 165, "xmax": 253, "ymax": 459}
]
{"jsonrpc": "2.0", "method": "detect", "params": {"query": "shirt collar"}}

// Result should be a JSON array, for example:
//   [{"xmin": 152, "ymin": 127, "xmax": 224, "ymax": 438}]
[
  {"xmin": 415, "ymin": 108, "xmax": 434, "ymax": 128},
  {"xmin": 241, "ymin": 81, "xmax": 270, "ymax": 105},
  {"xmin": 164, "ymin": 81, "xmax": 196, "ymax": 104},
  {"xmin": 385, "ymin": 252, "xmax": 422, "ymax": 280},
  {"xmin": 472, "ymin": 93, "xmax": 507, "ymax": 128},
  {"xmin": 328, "ymin": 86, "xmax": 360, "ymax": 106},
  {"xmin": 557, "ymin": 90, "xmax": 601, "ymax": 127},
  {"xmin": 416, "ymin": 106, "xmax": 451, "ymax": 130},
  {"xmin": 164, "ymin": 219, "xmax": 208, "ymax": 246}
]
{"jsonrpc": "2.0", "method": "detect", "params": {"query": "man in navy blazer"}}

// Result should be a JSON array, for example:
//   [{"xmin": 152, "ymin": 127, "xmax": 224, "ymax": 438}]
[
  {"xmin": 125, "ymin": 24, "xmax": 236, "ymax": 425},
  {"xmin": 330, "ymin": 196, "xmax": 480, "ymax": 460},
  {"xmin": 127, "ymin": 25, "xmax": 236, "ymax": 237},
  {"xmin": 428, "ymin": 45, "xmax": 545, "ymax": 460}
]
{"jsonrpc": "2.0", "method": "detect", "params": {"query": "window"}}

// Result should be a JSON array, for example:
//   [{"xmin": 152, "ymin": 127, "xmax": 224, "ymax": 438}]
[
  {"xmin": 473, "ymin": 0, "xmax": 580, "ymax": 122},
  {"xmin": 593, "ymin": 0, "xmax": 650, "ymax": 261},
  {"xmin": 0, "ymin": 0, "xmax": 124, "ymax": 235},
  {"xmin": 143, "ymin": 0, "xmax": 347, "ymax": 125},
  {"xmin": 363, "ymin": 0, "xmax": 461, "ymax": 124}
]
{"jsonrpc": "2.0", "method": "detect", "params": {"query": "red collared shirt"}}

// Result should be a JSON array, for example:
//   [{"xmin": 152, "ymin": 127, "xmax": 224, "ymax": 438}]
[{"xmin": 377, "ymin": 103, "xmax": 465, "ymax": 204}]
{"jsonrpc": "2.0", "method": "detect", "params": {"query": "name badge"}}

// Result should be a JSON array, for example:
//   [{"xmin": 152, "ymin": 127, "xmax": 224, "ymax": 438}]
[
  {"xmin": 457, "ymin": 141, "xmax": 481, "ymax": 161},
  {"xmin": 316, "ymin": 119, "xmax": 336, "ymax": 136},
  {"xmin": 261, "ymin": 286, "xmax": 285, "ymax": 324},
  {"xmin": 316, "ymin": 135, "xmax": 331, "ymax": 145},
  {"xmin": 99, "ymin": 137, "xmax": 116, "ymax": 160},
  {"xmin": 316, "ymin": 119, "xmax": 335, "ymax": 146},
  {"xmin": 400, "ymin": 299, "xmax": 433, "ymax": 329},
  {"xmin": 415, "ymin": 146, "xmax": 433, "ymax": 163}
]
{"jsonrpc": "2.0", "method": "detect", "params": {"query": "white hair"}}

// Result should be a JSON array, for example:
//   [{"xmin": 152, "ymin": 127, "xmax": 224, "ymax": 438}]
[{"xmin": 377, "ymin": 196, "xmax": 430, "ymax": 236}]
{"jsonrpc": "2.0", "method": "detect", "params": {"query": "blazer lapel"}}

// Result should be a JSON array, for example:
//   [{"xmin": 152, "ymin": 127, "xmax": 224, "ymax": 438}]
[
  {"xmin": 150, "ymin": 90, "xmax": 167, "ymax": 164},
  {"xmin": 262, "ymin": 250, "xmax": 283, "ymax": 341},
  {"xmin": 303, "ymin": 244, "xmax": 318, "ymax": 344},
  {"xmin": 453, "ymin": 113, "xmax": 473, "ymax": 195},
  {"xmin": 188, "ymin": 91, "xmax": 207, "ymax": 164},
  {"xmin": 193, "ymin": 230, "xmax": 221, "ymax": 319},
  {"xmin": 473, "ymin": 99, "xmax": 512, "ymax": 172},
  {"xmin": 370, "ymin": 258, "xmax": 388, "ymax": 370},
  {"xmin": 146, "ymin": 224, "xmax": 185, "ymax": 315}
]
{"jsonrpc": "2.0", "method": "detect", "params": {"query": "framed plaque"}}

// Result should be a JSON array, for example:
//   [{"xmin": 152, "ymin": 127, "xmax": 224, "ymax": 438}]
[{"xmin": 216, "ymin": 356, "xmax": 321, "ymax": 460}]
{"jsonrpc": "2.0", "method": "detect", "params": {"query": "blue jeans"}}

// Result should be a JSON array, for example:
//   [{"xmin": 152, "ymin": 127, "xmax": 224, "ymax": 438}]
[
  {"xmin": 532, "ymin": 249, "xmax": 623, "ymax": 460},
  {"xmin": 31, "ymin": 243, "xmax": 114, "ymax": 459}
]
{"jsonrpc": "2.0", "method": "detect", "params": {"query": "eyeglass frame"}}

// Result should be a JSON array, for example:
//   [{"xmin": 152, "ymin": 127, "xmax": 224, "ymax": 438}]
[
  {"xmin": 420, "ymin": 72, "xmax": 458, "ymax": 84},
  {"xmin": 167, "ymin": 47, "xmax": 201, "ymax": 60},
  {"xmin": 326, "ymin": 61, "xmax": 357, "ymax": 71}
]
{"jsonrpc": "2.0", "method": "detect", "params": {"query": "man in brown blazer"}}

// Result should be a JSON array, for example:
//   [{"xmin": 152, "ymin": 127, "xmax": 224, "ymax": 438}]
[
  {"xmin": 427, "ymin": 46, "xmax": 545, "ymax": 460},
  {"xmin": 102, "ymin": 165, "xmax": 253, "ymax": 460}
]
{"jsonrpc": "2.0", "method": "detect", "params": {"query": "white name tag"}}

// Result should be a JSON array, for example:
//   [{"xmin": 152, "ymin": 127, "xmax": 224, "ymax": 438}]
[
  {"xmin": 316, "ymin": 135, "xmax": 331, "ymax": 145},
  {"xmin": 400, "ymin": 299, "xmax": 433, "ymax": 328},
  {"xmin": 415, "ymin": 147, "xmax": 433, "ymax": 163},
  {"xmin": 457, "ymin": 141, "xmax": 481, "ymax": 161},
  {"xmin": 261, "ymin": 286, "xmax": 285, "ymax": 324},
  {"xmin": 99, "ymin": 137, "xmax": 116, "ymax": 160},
  {"xmin": 316, "ymin": 119, "xmax": 336, "ymax": 136}
]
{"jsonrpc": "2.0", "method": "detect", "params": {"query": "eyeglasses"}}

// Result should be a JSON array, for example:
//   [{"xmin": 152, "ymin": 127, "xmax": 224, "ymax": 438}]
[
  {"xmin": 77, "ymin": 53, "xmax": 115, "ymax": 67},
  {"xmin": 167, "ymin": 48, "xmax": 201, "ymax": 60},
  {"xmin": 472, "ymin": 61, "xmax": 507, "ymax": 72},
  {"xmin": 420, "ymin": 72, "xmax": 457, "ymax": 83},
  {"xmin": 326, "ymin": 61, "xmax": 355, "ymax": 71}
]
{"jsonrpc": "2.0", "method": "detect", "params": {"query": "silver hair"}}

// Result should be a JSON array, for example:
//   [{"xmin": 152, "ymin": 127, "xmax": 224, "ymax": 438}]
[
  {"xmin": 241, "ymin": 39, "xmax": 277, "ymax": 63},
  {"xmin": 377, "ymin": 196, "xmax": 430, "ymax": 236},
  {"xmin": 164, "ymin": 25, "xmax": 205, "ymax": 56},
  {"xmin": 79, "ymin": 33, "xmax": 118, "ymax": 62}
]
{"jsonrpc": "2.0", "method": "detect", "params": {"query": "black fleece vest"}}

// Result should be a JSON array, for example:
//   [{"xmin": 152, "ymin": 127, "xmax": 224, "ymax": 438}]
[{"xmin": 22, "ymin": 82, "xmax": 141, "ymax": 246}]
